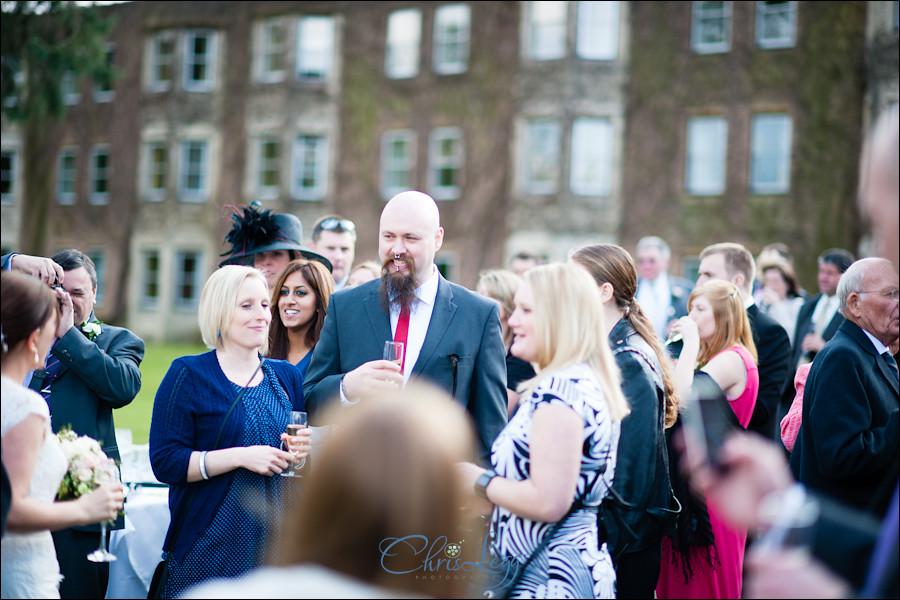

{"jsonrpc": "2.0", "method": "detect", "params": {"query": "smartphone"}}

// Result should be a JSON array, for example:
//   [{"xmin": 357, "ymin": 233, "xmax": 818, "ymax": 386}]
[{"xmin": 681, "ymin": 371, "xmax": 740, "ymax": 471}]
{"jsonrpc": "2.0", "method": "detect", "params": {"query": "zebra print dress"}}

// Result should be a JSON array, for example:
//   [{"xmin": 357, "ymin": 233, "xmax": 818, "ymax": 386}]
[{"xmin": 490, "ymin": 363, "xmax": 620, "ymax": 599}]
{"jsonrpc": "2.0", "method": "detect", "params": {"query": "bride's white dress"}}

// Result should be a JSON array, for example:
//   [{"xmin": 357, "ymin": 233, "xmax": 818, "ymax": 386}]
[{"xmin": 1, "ymin": 375, "xmax": 68, "ymax": 599}]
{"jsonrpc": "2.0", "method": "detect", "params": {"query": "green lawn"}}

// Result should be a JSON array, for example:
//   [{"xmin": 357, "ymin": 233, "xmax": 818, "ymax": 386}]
[{"xmin": 114, "ymin": 342, "xmax": 208, "ymax": 445}]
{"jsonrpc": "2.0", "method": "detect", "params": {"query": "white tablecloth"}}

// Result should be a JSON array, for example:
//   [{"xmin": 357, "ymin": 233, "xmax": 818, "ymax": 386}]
[{"xmin": 106, "ymin": 485, "xmax": 170, "ymax": 598}]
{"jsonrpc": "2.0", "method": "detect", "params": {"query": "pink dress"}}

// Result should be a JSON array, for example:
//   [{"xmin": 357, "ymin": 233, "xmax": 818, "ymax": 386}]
[
  {"xmin": 780, "ymin": 363, "xmax": 812, "ymax": 452},
  {"xmin": 657, "ymin": 345, "xmax": 759, "ymax": 599}
]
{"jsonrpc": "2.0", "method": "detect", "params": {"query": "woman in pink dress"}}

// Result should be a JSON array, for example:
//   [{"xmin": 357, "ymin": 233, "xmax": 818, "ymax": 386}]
[{"xmin": 657, "ymin": 279, "xmax": 759, "ymax": 599}]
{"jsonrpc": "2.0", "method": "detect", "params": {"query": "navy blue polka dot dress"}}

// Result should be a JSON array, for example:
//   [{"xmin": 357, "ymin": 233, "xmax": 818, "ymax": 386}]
[{"xmin": 163, "ymin": 372, "xmax": 293, "ymax": 598}]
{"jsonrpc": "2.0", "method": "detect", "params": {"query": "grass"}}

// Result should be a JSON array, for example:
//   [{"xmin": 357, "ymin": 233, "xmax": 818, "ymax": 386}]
[{"xmin": 114, "ymin": 342, "xmax": 208, "ymax": 445}]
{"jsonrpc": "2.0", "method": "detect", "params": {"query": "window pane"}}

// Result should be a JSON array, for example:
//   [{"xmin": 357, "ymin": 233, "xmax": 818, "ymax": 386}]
[
  {"xmin": 530, "ymin": 1, "xmax": 568, "ymax": 60},
  {"xmin": 91, "ymin": 146, "xmax": 110, "ymax": 204},
  {"xmin": 141, "ymin": 249, "xmax": 160, "ymax": 309},
  {"xmin": 577, "ymin": 1, "xmax": 619, "ymax": 60},
  {"xmin": 381, "ymin": 130, "xmax": 415, "ymax": 199},
  {"xmin": 179, "ymin": 140, "xmax": 208, "ymax": 201},
  {"xmin": 148, "ymin": 144, "xmax": 167, "ymax": 196},
  {"xmin": 433, "ymin": 4, "xmax": 470, "ymax": 74},
  {"xmin": 184, "ymin": 30, "xmax": 215, "ymax": 90},
  {"xmin": 756, "ymin": 1, "xmax": 797, "ymax": 48},
  {"xmin": 525, "ymin": 119, "xmax": 560, "ymax": 194},
  {"xmin": 686, "ymin": 116, "xmax": 727, "ymax": 195},
  {"xmin": 429, "ymin": 128, "xmax": 463, "ymax": 200},
  {"xmin": 292, "ymin": 134, "xmax": 328, "ymax": 200},
  {"xmin": 692, "ymin": 1, "xmax": 732, "ymax": 53},
  {"xmin": 386, "ymin": 9, "xmax": 421, "ymax": 79},
  {"xmin": 57, "ymin": 150, "xmax": 77, "ymax": 205},
  {"xmin": 570, "ymin": 118, "xmax": 612, "ymax": 195},
  {"xmin": 175, "ymin": 251, "xmax": 202, "ymax": 309},
  {"xmin": 750, "ymin": 114, "xmax": 792, "ymax": 194},
  {"xmin": 297, "ymin": 16, "xmax": 335, "ymax": 81},
  {"xmin": 261, "ymin": 20, "xmax": 285, "ymax": 78}
]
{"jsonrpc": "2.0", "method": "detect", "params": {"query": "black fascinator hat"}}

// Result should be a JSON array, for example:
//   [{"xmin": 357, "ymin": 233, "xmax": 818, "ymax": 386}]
[{"xmin": 219, "ymin": 203, "xmax": 332, "ymax": 272}]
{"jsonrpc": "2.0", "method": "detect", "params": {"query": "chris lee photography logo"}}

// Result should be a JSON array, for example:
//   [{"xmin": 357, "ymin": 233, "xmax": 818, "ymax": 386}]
[{"xmin": 379, "ymin": 533, "xmax": 521, "ymax": 593}]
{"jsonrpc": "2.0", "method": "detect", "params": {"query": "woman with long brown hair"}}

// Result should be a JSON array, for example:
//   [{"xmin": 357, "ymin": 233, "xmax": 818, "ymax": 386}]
[
  {"xmin": 657, "ymin": 279, "xmax": 759, "ymax": 599},
  {"xmin": 569, "ymin": 243, "xmax": 680, "ymax": 598},
  {"xmin": 267, "ymin": 259, "xmax": 335, "ymax": 379}
]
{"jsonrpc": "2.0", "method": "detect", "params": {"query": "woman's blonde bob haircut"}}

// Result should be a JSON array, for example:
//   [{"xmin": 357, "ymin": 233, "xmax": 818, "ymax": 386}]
[
  {"xmin": 519, "ymin": 263, "xmax": 630, "ymax": 423},
  {"xmin": 199, "ymin": 265, "xmax": 270, "ymax": 354},
  {"xmin": 688, "ymin": 279, "xmax": 757, "ymax": 369}
]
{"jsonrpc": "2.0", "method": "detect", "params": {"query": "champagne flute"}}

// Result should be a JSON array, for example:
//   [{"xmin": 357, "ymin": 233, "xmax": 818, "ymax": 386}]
[
  {"xmin": 280, "ymin": 411, "xmax": 308, "ymax": 478},
  {"xmin": 383, "ymin": 341, "xmax": 404, "ymax": 370},
  {"xmin": 87, "ymin": 458, "xmax": 120, "ymax": 563}
]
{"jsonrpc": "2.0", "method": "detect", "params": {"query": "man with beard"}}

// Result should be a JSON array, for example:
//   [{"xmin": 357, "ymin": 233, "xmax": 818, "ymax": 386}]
[{"xmin": 303, "ymin": 191, "xmax": 507, "ymax": 462}]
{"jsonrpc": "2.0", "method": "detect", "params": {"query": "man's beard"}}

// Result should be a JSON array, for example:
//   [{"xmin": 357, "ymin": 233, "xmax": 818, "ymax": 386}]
[{"xmin": 379, "ymin": 253, "xmax": 419, "ymax": 313}]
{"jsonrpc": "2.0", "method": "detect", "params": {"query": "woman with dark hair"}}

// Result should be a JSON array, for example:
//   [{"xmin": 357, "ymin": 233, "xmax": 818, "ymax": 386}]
[
  {"xmin": 569, "ymin": 243, "xmax": 681, "ymax": 598},
  {"xmin": 757, "ymin": 256, "xmax": 805, "ymax": 344},
  {"xmin": 657, "ymin": 280, "xmax": 759, "ymax": 599},
  {"xmin": 267, "ymin": 259, "xmax": 335, "ymax": 379},
  {"xmin": 1, "ymin": 271, "xmax": 123, "ymax": 599}
]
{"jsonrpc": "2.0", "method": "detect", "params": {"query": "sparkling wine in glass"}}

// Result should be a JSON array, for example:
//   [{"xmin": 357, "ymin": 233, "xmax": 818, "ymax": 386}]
[
  {"xmin": 87, "ymin": 458, "xmax": 120, "ymax": 563},
  {"xmin": 383, "ymin": 341, "xmax": 404, "ymax": 370},
  {"xmin": 281, "ymin": 411, "xmax": 308, "ymax": 478}
]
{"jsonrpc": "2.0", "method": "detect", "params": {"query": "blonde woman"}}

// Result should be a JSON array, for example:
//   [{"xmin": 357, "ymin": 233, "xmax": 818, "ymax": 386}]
[
  {"xmin": 460, "ymin": 263, "xmax": 629, "ymax": 598},
  {"xmin": 149, "ymin": 266, "xmax": 309, "ymax": 598},
  {"xmin": 657, "ymin": 279, "xmax": 758, "ymax": 599},
  {"xmin": 476, "ymin": 269, "xmax": 536, "ymax": 417}
]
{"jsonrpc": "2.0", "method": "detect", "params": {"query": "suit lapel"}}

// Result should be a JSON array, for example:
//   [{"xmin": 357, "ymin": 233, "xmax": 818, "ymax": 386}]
[
  {"xmin": 844, "ymin": 321, "xmax": 900, "ymax": 397},
  {"xmin": 413, "ymin": 276, "xmax": 457, "ymax": 375},
  {"xmin": 362, "ymin": 288, "xmax": 393, "ymax": 347}
]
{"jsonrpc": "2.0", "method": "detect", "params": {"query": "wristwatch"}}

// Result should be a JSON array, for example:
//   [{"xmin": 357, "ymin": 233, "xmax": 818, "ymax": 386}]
[{"xmin": 474, "ymin": 469, "xmax": 498, "ymax": 501}]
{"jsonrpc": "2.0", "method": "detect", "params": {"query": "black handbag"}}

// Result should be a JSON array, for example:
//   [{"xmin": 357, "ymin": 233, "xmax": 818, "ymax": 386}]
[{"xmin": 146, "ymin": 359, "xmax": 265, "ymax": 599}]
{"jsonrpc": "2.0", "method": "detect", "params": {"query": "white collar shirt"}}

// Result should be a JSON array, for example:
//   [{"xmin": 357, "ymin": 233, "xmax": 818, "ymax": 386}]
[{"xmin": 389, "ymin": 264, "xmax": 440, "ymax": 386}]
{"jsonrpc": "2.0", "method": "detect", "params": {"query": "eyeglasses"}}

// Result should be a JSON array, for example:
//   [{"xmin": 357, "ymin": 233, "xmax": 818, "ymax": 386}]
[
  {"xmin": 318, "ymin": 218, "xmax": 355, "ymax": 233},
  {"xmin": 859, "ymin": 289, "xmax": 899, "ymax": 301}
]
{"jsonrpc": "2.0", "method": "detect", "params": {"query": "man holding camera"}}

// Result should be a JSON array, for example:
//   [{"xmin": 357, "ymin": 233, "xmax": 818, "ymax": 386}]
[{"xmin": 2, "ymin": 249, "xmax": 144, "ymax": 599}]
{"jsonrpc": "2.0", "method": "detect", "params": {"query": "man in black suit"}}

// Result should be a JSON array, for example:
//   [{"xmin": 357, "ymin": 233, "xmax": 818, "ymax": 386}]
[
  {"xmin": 780, "ymin": 249, "xmax": 856, "ymax": 411},
  {"xmin": 790, "ymin": 257, "xmax": 899, "ymax": 514},
  {"xmin": 696, "ymin": 242, "xmax": 791, "ymax": 442},
  {"xmin": 304, "ymin": 191, "xmax": 507, "ymax": 463},
  {"xmin": 37, "ymin": 250, "xmax": 143, "ymax": 599}
]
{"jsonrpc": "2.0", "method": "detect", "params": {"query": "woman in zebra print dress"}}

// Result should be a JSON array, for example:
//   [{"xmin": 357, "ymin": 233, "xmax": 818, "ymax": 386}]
[{"xmin": 460, "ymin": 264, "xmax": 631, "ymax": 598}]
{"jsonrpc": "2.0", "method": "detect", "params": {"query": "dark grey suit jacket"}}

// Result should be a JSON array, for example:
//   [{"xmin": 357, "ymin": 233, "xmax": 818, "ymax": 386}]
[
  {"xmin": 790, "ymin": 319, "xmax": 899, "ymax": 513},
  {"xmin": 303, "ymin": 274, "xmax": 508, "ymax": 462}
]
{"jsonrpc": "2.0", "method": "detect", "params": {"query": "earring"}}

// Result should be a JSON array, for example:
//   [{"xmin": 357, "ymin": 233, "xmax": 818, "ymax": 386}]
[{"xmin": 34, "ymin": 348, "xmax": 41, "ymax": 367}]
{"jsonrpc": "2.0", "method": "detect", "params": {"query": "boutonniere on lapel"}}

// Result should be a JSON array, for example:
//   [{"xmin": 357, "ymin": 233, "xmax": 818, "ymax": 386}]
[
  {"xmin": 672, "ymin": 287, "xmax": 685, "ymax": 299},
  {"xmin": 81, "ymin": 321, "xmax": 102, "ymax": 341}
]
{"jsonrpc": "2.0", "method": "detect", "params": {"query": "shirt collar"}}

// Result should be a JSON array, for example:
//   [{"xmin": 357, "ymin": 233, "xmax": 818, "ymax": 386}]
[
  {"xmin": 391, "ymin": 264, "xmax": 439, "ymax": 309},
  {"xmin": 862, "ymin": 328, "xmax": 890, "ymax": 355}
]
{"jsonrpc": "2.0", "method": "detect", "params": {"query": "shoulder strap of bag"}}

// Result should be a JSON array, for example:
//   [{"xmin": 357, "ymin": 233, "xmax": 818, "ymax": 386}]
[{"xmin": 161, "ymin": 358, "xmax": 265, "ymax": 553}]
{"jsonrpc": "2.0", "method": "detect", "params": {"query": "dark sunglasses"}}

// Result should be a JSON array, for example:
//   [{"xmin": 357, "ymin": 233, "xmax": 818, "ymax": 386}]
[{"xmin": 318, "ymin": 218, "xmax": 355, "ymax": 232}]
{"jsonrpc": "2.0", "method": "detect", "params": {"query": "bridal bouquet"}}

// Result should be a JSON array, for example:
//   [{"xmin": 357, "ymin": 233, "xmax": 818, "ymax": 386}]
[{"xmin": 56, "ymin": 427, "xmax": 111, "ymax": 500}]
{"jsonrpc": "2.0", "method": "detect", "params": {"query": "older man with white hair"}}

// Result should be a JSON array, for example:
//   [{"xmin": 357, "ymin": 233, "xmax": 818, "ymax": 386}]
[{"xmin": 790, "ymin": 256, "xmax": 899, "ymax": 514}]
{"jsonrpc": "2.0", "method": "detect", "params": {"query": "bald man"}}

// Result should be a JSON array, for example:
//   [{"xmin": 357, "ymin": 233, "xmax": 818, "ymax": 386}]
[{"xmin": 303, "ymin": 191, "xmax": 508, "ymax": 462}]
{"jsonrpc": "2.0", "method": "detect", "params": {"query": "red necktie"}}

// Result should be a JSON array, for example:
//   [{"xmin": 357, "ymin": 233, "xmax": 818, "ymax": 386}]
[{"xmin": 394, "ymin": 305, "xmax": 410, "ymax": 372}]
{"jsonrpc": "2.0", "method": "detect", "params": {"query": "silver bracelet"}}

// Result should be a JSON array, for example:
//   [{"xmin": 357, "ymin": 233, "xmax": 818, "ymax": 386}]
[{"xmin": 199, "ymin": 450, "xmax": 210, "ymax": 480}]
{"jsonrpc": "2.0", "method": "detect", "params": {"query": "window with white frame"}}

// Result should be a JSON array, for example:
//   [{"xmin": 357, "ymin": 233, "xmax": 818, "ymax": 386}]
[
  {"xmin": 174, "ymin": 250, "xmax": 203, "ymax": 310},
  {"xmin": 259, "ymin": 18, "xmax": 286, "ymax": 82},
  {"xmin": 257, "ymin": 135, "xmax": 281, "ymax": 199},
  {"xmin": 291, "ymin": 134, "xmax": 328, "ymax": 200},
  {"xmin": 576, "ymin": 1, "xmax": 619, "ymax": 60},
  {"xmin": 183, "ymin": 29, "xmax": 217, "ymax": 92},
  {"xmin": 61, "ymin": 71, "xmax": 80, "ymax": 105},
  {"xmin": 385, "ymin": 9, "xmax": 422, "ymax": 79},
  {"xmin": 381, "ymin": 130, "xmax": 416, "ymax": 200},
  {"xmin": 89, "ymin": 144, "xmax": 110, "ymax": 205},
  {"xmin": 178, "ymin": 140, "xmax": 209, "ymax": 202},
  {"xmin": 570, "ymin": 117, "xmax": 613, "ymax": 196},
  {"xmin": 529, "ymin": 1, "xmax": 568, "ymax": 61},
  {"xmin": 433, "ymin": 4, "xmax": 470, "ymax": 75},
  {"xmin": 756, "ymin": 1, "xmax": 797, "ymax": 49},
  {"xmin": 691, "ymin": 1, "xmax": 732, "ymax": 54},
  {"xmin": 1, "ymin": 149, "xmax": 16, "ymax": 205},
  {"xmin": 428, "ymin": 127, "xmax": 464, "ymax": 200},
  {"xmin": 149, "ymin": 31, "xmax": 176, "ymax": 91},
  {"xmin": 57, "ymin": 148, "xmax": 77, "ymax": 205},
  {"xmin": 145, "ymin": 141, "xmax": 168, "ymax": 201},
  {"xmin": 93, "ymin": 44, "xmax": 115, "ymax": 103},
  {"xmin": 524, "ymin": 119, "xmax": 561, "ymax": 194},
  {"xmin": 140, "ymin": 249, "xmax": 160, "ymax": 310},
  {"xmin": 685, "ymin": 116, "xmax": 727, "ymax": 195},
  {"xmin": 86, "ymin": 248, "xmax": 105, "ymax": 304},
  {"xmin": 750, "ymin": 113, "xmax": 792, "ymax": 194},
  {"xmin": 297, "ymin": 16, "xmax": 335, "ymax": 82}
]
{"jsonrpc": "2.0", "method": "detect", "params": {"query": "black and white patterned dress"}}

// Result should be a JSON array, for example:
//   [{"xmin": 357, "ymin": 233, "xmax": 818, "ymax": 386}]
[{"xmin": 490, "ymin": 363, "xmax": 620, "ymax": 599}]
